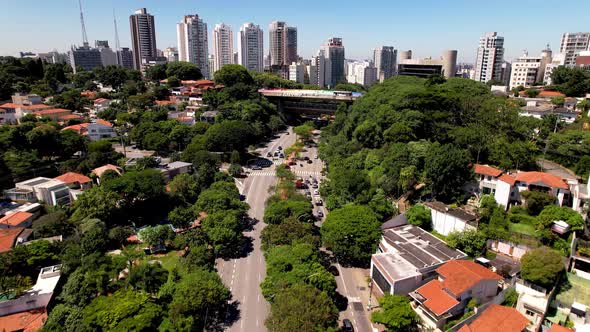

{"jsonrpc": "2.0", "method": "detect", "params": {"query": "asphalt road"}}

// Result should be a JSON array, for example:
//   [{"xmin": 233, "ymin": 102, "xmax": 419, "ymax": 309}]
[{"xmin": 216, "ymin": 128, "xmax": 296, "ymax": 332}]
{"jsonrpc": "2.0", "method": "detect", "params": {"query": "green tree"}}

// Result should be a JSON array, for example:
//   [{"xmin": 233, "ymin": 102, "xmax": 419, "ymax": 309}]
[
  {"xmin": 320, "ymin": 205, "xmax": 381, "ymax": 266},
  {"xmin": 266, "ymin": 284, "xmax": 338, "ymax": 332},
  {"xmin": 139, "ymin": 225, "xmax": 175, "ymax": 248},
  {"xmin": 201, "ymin": 211, "xmax": 242, "ymax": 254},
  {"xmin": 424, "ymin": 144, "xmax": 473, "ymax": 202},
  {"xmin": 405, "ymin": 204, "xmax": 431, "ymax": 230},
  {"xmin": 521, "ymin": 190, "xmax": 555, "ymax": 216},
  {"xmin": 371, "ymin": 294, "xmax": 420, "ymax": 332},
  {"xmin": 168, "ymin": 206, "xmax": 196, "ymax": 229},
  {"xmin": 32, "ymin": 211, "xmax": 73, "ymax": 238},
  {"xmin": 145, "ymin": 63, "xmax": 168, "ymax": 81},
  {"xmin": 168, "ymin": 173, "xmax": 199, "ymax": 204},
  {"xmin": 213, "ymin": 64, "xmax": 254, "ymax": 86},
  {"xmin": 261, "ymin": 218, "xmax": 319, "ymax": 251},
  {"xmin": 127, "ymin": 262, "xmax": 168, "ymax": 294},
  {"xmin": 166, "ymin": 61, "xmax": 203, "ymax": 80},
  {"xmin": 446, "ymin": 230, "xmax": 487, "ymax": 257},
  {"xmin": 71, "ymin": 186, "xmax": 119, "ymax": 222},
  {"xmin": 520, "ymin": 246, "xmax": 564, "ymax": 288}
]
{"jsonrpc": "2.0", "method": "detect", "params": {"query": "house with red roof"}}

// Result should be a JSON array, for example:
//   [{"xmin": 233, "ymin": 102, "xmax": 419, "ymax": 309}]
[
  {"xmin": 456, "ymin": 304, "xmax": 529, "ymax": 332},
  {"xmin": 0, "ymin": 211, "xmax": 34, "ymax": 229},
  {"xmin": 0, "ymin": 228, "xmax": 26, "ymax": 253},
  {"xmin": 471, "ymin": 164, "xmax": 516, "ymax": 208},
  {"xmin": 54, "ymin": 172, "xmax": 92, "ymax": 190},
  {"xmin": 409, "ymin": 260, "xmax": 502, "ymax": 329},
  {"xmin": 62, "ymin": 119, "xmax": 116, "ymax": 141},
  {"xmin": 0, "ymin": 102, "xmax": 53, "ymax": 124},
  {"xmin": 93, "ymin": 98, "xmax": 111, "ymax": 111},
  {"xmin": 33, "ymin": 108, "xmax": 72, "ymax": 121}
]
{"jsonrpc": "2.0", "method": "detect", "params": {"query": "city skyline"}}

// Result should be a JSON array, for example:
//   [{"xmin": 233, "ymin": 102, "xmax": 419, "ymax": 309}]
[{"xmin": 3, "ymin": 0, "xmax": 590, "ymax": 63}]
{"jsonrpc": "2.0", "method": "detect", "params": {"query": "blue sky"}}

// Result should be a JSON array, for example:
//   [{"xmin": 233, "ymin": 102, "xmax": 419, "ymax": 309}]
[{"xmin": 2, "ymin": 0, "xmax": 590, "ymax": 63}]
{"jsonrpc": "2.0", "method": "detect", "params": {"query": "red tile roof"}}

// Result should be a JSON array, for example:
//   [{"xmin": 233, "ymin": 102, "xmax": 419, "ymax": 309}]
[
  {"xmin": 94, "ymin": 98, "xmax": 110, "ymax": 103},
  {"xmin": 415, "ymin": 280, "xmax": 460, "ymax": 316},
  {"xmin": 539, "ymin": 91, "xmax": 566, "ymax": 98},
  {"xmin": 548, "ymin": 325, "xmax": 574, "ymax": 332},
  {"xmin": 34, "ymin": 108, "xmax": 71, "ymax": 115},
  {"xmin": 474, "ymin": 164, "xmax": 503, "ymax": 177},
  {"xmin": 0, "ymin": 103, "xmax": 51, "ymax": 110},
  {"xmin": 54, "ymin": 172, "xmax": 92, "ymax": 185},
  {"xmin": 0, "ymin": 211, "xmax": 33, "ymax": 227},
  {"xmin": 458, "ymin": 304, "xmax": 528, "ymax": 332},
  {"xmin": 58, "ymin": 114, "xmax": 83, "ymax": 121},
  {"xmin": 498, "ymin": 174, "xmax": 517, "ymax": 185},
  {"xmin": 92, "ymin": 164, "xmax": 122, "ymax": 177},
  {"xmin": 437, "ymin": 260, "xmax": 502, "ymax": 295},
  {"xmin": 0, "ymin": 228, "xmax": 25, "ymax": 253},
  {"xmin": 155, "ymin": 100, "xmax": 175, "ymax": 105},
  {"xmin": 61, "ymin": 123, "xmax": 88, "ymax": 134},
  {"xmin": 0, "ymin": 310, "xmax": 47, "ymax": 332},
  {"xmin": 514, "ymin": 171, "xmax": 569, "ymax": 190},
  {"xmin": 96, "ymin": 118, "xmax": 113, "ymax": 127}
]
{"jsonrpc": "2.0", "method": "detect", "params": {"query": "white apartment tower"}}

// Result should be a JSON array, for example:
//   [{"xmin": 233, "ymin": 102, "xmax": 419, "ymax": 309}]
[
  {"xmin": 347, "ymin": 60, "xmax": 378, "ymax": 86},
  {"xmin": 238, "ymin": 23, "xmax": 263, "ymax": 72},
  {"xmin": 177, "ymin": 15, "xmax": 209, "ymax": 78},
  {"xmin": 560, "ymin": 32, "xmax": 590, "ymax": 66},
  {"xmin": 309, "ymin": 50, "xmax": 332, "ymax": 88},
  {"xmin": 474, "ymin": 32, "xmax": 505, "ymax": 83},
  {"xmin": 213, "ymin": 23, "xmax": 234, "ymax": 73},
  {"xmin": 374, "ymin": 46, "xmax": 397, "ymax": 82}
]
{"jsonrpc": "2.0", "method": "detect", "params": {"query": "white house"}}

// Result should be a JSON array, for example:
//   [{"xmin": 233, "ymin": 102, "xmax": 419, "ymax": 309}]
[
  {"xmin": 93, "ymin": 98, "xmax": 112, "ymax": 111},
  {"xmin": 4, "ymin": 177, "xmax": 71, "ymax": 206},
  {"xmin": 62, "ymin": 119, "xmax": 116, "ymax": 141},
  {"xmin": 424, "ymin": 201, "xmax": 478, "ymax": 236}
]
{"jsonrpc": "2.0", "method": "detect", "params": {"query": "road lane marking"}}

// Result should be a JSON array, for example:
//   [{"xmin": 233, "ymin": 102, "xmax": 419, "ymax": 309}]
[
  {"xmin": 240, "ymin": 320, "xmax": 244, "ymax": 329},
  {"xmin": 256, "ymin": 319, "xmax": 259, "ymax": 327},
  {"xmin": 257, "ymin": 294, "xmax": 260, "ymax": 302}
]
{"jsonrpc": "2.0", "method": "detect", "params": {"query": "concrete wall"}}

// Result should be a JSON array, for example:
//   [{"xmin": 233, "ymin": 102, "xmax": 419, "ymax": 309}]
[{"xmin": 430, "ymin": 208, "xmax": 476, "ymax": 236}]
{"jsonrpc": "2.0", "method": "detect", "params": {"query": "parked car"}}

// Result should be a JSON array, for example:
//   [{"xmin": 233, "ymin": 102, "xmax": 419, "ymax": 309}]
[
  {"xmin": 267, "ymin": 152, "xmax": 272, "ymax": 157},
  {"xmin": 303, "ymin": 156, "xmax": 309, "ymax": 161},
  {"xmin": 307, "ymin": 159, "xmax": 313, "ymax": 164},
  {"xmin": 317, "ymin": 210, "xmax": 324, "ymax": 218},
  {"xmin": 251, "ymin": 165, "xmax": 262, "ymax": 170},
  {"xmin": 314, "ymin": 155, "xmax": 319, "ymax": 159},
  {"xmin": 313, "ymin": 190, "xmax": 319, "ymax": 195},
  {"xmin": 328, "ymin": 265, "xmax": 339, "ymax": 276},
  {"xmin": 342, "ymin": 319, "xmax": 354, "ymax": 332},
  {"xmin": 278, "ymin": 146, "xmax": 283, "ymax": 150},
  {"xmin": 279, "ymin": 153, "xmax": 285, "ymax": 158},
  {"xmin": 312, "ymin": 184, "xmax": 319, "ymax": 189},
  {"xmin": 315, "ymin": 199, "xmax": 323, "ymax": 206}
]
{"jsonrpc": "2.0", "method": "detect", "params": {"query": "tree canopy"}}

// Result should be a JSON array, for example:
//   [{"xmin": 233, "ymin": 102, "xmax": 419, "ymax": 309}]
[{"xmin": 520, "ymin": 246, "xmax": 564, "ymax": 288}]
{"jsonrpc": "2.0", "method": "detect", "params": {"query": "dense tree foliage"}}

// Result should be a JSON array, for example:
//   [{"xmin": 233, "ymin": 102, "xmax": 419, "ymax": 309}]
[
  {"xmin": 371, "ymin": 294, "xmax": 419, "ymax": 332},
  {"xmin": 520, "ymin": 246, "xmax": 564, "ymax": 288},
  {"xmin": 405, "ymin": 204, "xmax": 431, "ymax": 230}
]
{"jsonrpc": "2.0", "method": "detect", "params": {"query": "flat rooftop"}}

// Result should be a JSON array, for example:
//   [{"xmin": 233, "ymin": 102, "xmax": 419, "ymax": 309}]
[{"xmin": 374, "ymin": 225, "xmax": 467, "ymax": 280}]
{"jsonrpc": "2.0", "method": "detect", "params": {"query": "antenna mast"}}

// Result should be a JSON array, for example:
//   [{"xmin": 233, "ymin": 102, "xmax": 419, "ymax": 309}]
[
  {"xmin": 113, "ymin": 9, "xmax": 121, "ymax": 51},
  {"xmin": 79, "ymin": 0, "xmax": 88, "ymax": 45}
]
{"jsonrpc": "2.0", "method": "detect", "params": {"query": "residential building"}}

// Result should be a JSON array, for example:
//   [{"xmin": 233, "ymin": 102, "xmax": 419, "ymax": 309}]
[
  {"xmin": 370, "ymin": 224, "xmax": 467, "ymax": 296},
  {"xmin": 117, "ymin": 47, "xmax": 134, "ymax": 69},
  {"xmin": 62, "ymin": 119, "xmax": 116, "ymax": 141},
  {"xmin": 514, "ymin": 279, "xmax": 552, "ymax": 331},
  {"xmin": 129, "ymin": 8, "xmax": 157, "ymax": 70},
  {"xmin": 374, "ymin": 46, "xmax": 397, "ymax": 82},
  {"xmin": 93, "ymin": 98, "xmax": 112, "ymax": 111},
  {"xmin": 160, "ymin": 161, "xmax": 193, "ymax": 182},
  {"xmin": 520, "ymin": 100, "xmax": 578, "ymax": 124},
  {"xmin": 54, "ymin": 172, "xmax": 92, "ymax": 190},
  {"xmin": 68, "ymin": 43, "xmax": 102, "ymax": 73},
  {"xmin": 308, "ymin": 50, "xmax": 332, "ymax": 88},
  {"xmin": 0, "ymin": 211, "xmax": 34, "ymax": 229},
  {"xmin": 409, "ymin": 260, "xmax": 502, "ymax": 329},
  {"xmin": 508, "ymin": 48, "xmax": 555, "ymax": 89},
  {"xmin": 288, "ymin": 62, "xmax": 305, "ymax": 83},
  {"xmin": 456, "ymin": 304, "xmax": 529, "ymax": 332},
  {"xmin": 324, "ymin": 38, "xmax": 345, "ymax": 87},
  {"xmin": 200, "ymin": 110, "xmax": 219, "ymax": 123},
  {"xmin": 346, "ymin": 60, "xmax": 378, "ymax": 86},
  {"xmin": 95, "ymin": 40, "xmax": 118, "ymax": 66},
  {"xmin": 424, "ymin": 201, "xmax": 478, "ymax": 236},
  {"xmin": 233, "ymin": 52, "xmax": 238, "ymax": 66},
  {"xmin": 33, "ymin": 108, "xmax": 72, "ymax": 121},
  {"xmin": 213, "ymin": 23, "xmax": 234, "ymax": 72},
  {"xmin": 0, "ymin": 265, "xmax": 62, "ymax": 332},
  {"xmin": 500, "ymin": 61, "xmax": 512, "ymax": 85},
  {"xmin": 559, "ymin": 32, "xmax": 590, "ymax": 66},
  {"xmin": 0, "ymin": 228, "xmax": 26, "ymax": 253},
  {"xmin": 269, "ymin": 21, "xmax": 297, "ymax": 77},
  {"xmin": 11, "ymin": 93, "xmax": 42, "ymax": 105},
  {"xmin": 177, "ymin": 14, "xmax": 209, "ymax": 78},
  {"xmin": 544, "ymin": 53, "xmax": 566, "ymax": 85},
  {"xmin": 238, "ymin": 23, "xmax": 264, "ymax": 72},
  {"xmin": 474, "ymin": 32, "xmax": 505, "ymax": 83},
  {"xmin": 4, "ymin": 177, "xmax": 70, "ymax": 206},
  {"xmin": 0, "ymin": 102, "xmax": 52, "ymax": 124},
  {"xmin": 398, "ymin": 50, "xmax": 457, "ymax": 78},
  {"xmin": 575, "ymin": 50, "xmax": 590, "ymax": 70},
  {"xmin": 163, "ymin": 47, "xmax": 179, "ymax": 62},
  {"xmin": 208, "ymin": 54, "xmax": 215, "ymax": 77},
  {"xmin": 487, "ymin": 238, "xmax": 533, "ymax": 261}
]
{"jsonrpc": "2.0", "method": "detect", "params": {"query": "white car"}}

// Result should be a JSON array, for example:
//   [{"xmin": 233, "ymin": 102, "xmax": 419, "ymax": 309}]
[{"xmin": 313, "ymin": 190, "xmax": 319, "ymax": 195}]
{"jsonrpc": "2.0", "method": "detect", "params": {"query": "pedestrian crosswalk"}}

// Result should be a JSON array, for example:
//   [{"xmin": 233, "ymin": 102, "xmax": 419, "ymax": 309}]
[
  {"xmin": 248, "ymin": 171, "xmax": 276, "ymax": 176},
  {"xmin": 273, "ymin": 160, "xmax": 283, "ymax": 166},
  {"xmin": 247, "ymin": 170, "xmax": 323, "ymax": 177},
  {"xmin": 293, "ymin": 170, "xmax": 322, "ymax": 177}
]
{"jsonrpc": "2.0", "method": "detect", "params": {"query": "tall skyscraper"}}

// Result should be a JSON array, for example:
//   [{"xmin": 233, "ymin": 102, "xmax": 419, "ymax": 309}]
[
  {"xmin": 238, "ymin": 23, "xmax": 264, "ymax": 72},
  {"xmin": 474, "ymin": 32, "xmax": 505, "ymax": 83},
  {"xmin": 129, "ymin": 8, "xmax": 157, "ymax": 70},
  {"xmin": 374, "ymin": 46, "xmax": 397, "ymax": 82},
  {"xmin": 177, "ymin": 14, "xmax": 209, "ymax": 78},
  {"xmin": 269, "ymin": 21, "xmax": 297, "ymax": 70},
  {"xmin": 309, "ymin": 50, "xmax": 332, "ymax": 88},
  {"xmin": 208, "ymin": 54, "xmax": 215, "ymax": 78},
  {"xmin": 324, "ymin": 38, "xmax": 345, "ymax": 87},
  {"xmin": 213, "ymin": 23, "xmax": 234, "ymax": 73},
  {"xmin": 559, "ymin": 32, "xmax": 590, "ymax": 66},
  {"xmin": 347, "ymin": 60, "xmax": 378, "ymax": 86}
]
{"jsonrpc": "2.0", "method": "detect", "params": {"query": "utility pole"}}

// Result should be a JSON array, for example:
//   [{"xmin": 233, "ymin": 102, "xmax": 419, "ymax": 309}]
[{"xmin": 78, "ymin": 0, "xmax": 88, "ymax": 45}]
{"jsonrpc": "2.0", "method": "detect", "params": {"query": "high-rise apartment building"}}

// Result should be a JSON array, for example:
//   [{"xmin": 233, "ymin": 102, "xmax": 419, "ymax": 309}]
[
  {"xmin": 177, "ymin": 14, "xmax": 209, "ymax": 77},
  {"xmin": 559, "ymin": 32, "xmax": 590, "ymax": 66},
  {"xmin": 238, "ymin": 23, "xmax": 264, "ymax": 72},
  {"xmin": 309, "ymin": 50, "xmax": 331, "ymax": 88},
  {"xmin": 397, "ymin": 50, "xmax": 457, "ymax": 79},
  {"xmin": 117, "ymin": 47, "xmax": 134, "ymax": 69},
  {"xmin": 129, "ymin": 8, "xmax": 157, "ymax": 70},
  {"xmin": 208, "ymin": 54, "xmax": 215, "ymax": 78},
  {"xmin": 163, "ymin": 47, "xmax": 179, "ymax": 62},
  {"xmin": 347, "ymin": 60, "xmax": 378, "ymax": 86},
  {"xmin": 69, "ymin": 43, "xmax": 102, "ymax": 73},
  {"xmin": 474, "ymin": 32, "xmax": 505, "ymax": 83},
  {"xmin": 213, "ymin": 23, "xmax": 234, "ymax": 73},
  {"xmin": 289, "ymin": 62, "xmax": 306, "ymax": 83},
  {"xmin": 509, "ymin": 46, "xmax": 563, "ymax": 89},
  {"xmin": 373, "ymin": 46, "xmax": 397, "ymax": 82},
  {"xmin": 324, "ymin": 38, "xmax": 345, "ymax": 87},
  {"xmin": 269, "ymin": 21, "xmax": 297, "ymax": 77}
]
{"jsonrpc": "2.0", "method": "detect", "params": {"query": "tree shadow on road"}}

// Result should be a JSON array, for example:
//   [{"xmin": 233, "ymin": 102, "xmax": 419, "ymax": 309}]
[
  {"xmin": 333, "ymin": 291, "xmax": 349, "ymax": 312},
  {"xmin": 208, "ymin": 300, "xmax": 241, "ymax": 331},
  {"xmin": 242, "ymin": 217, "xmax": 258, "ymax": 232},
  {"xmin": 218, "ymin": 236, "xmax": 254, "ymax": 260}
]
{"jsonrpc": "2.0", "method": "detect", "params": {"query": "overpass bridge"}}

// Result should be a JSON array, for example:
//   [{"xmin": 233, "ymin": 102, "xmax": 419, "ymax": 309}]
[{"xmin": 259, "ymin": 89, "xmax": 362, "ymax": 115}]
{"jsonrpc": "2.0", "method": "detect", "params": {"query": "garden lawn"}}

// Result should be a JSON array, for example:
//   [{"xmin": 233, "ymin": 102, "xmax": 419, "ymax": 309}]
[
  {"xmin": 556, "ymin": 273, "xmax": 590, "ymax": 307},
  {"xmin": 508, "ymin": 222, "xmax": 537, "ymax": 237}
]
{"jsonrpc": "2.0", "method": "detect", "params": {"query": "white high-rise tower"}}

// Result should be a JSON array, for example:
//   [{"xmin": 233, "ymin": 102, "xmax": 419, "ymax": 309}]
[
  {"xmin": 238, "ymin": 23, "xmax": 263, "ymax": 72},
  {"xmin": 474, "ymin": 32, "xmax": 505, "ymax": 83},
  {"xmin": 213, "ymin": 23, "xmax": 234, "ymax": 73},
  {"xmin": 177, "ymin": 14, "xmax": 209, "ymax": 78}
]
